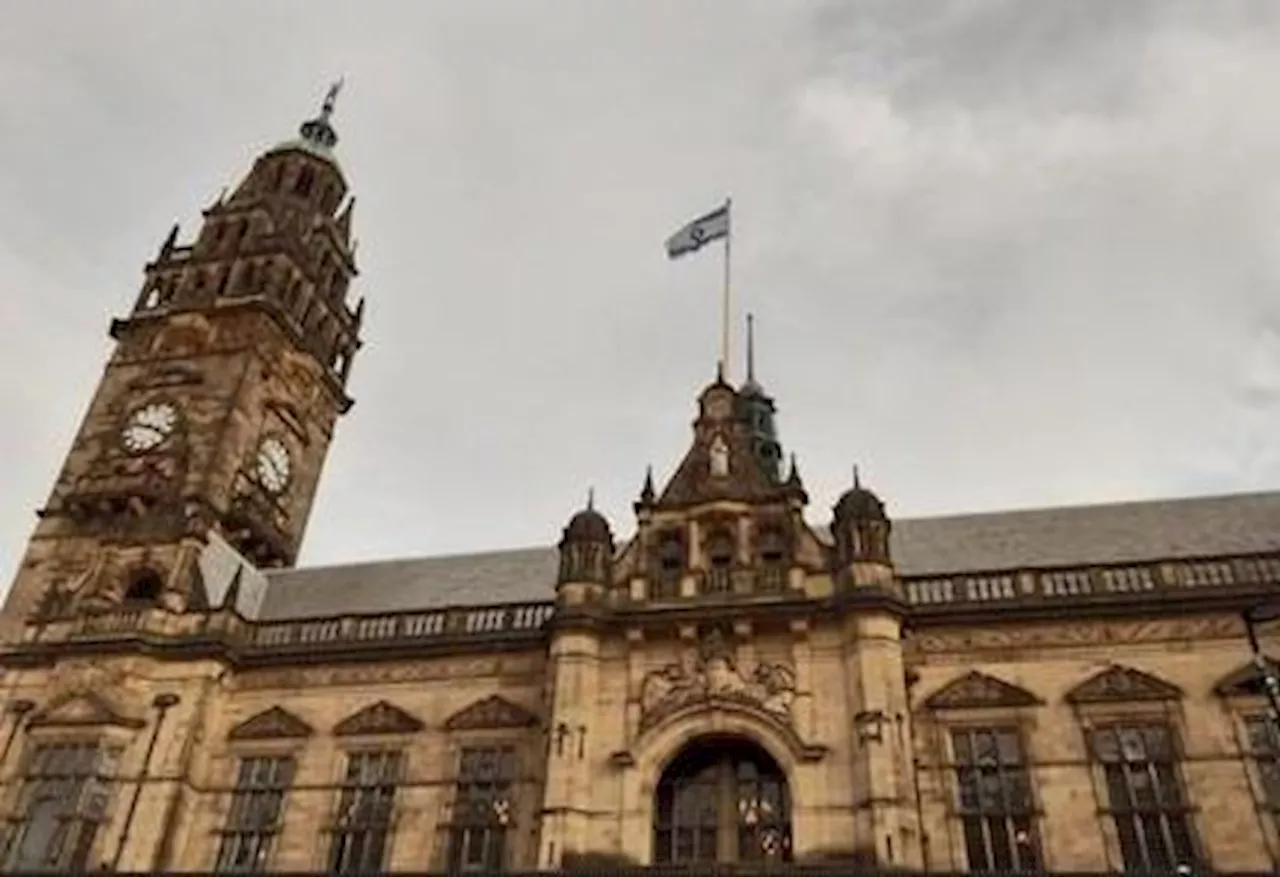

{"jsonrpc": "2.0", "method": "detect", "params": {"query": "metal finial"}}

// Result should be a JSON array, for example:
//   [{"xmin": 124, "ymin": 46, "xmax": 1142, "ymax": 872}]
[
  {"xmin": 321, "ymin": 78, "xmax": 344, "ymax": 120},
  {"xmin": 587, "ymin": 487, "xmax": 595, "ymax": 511},
  {"xmin": 853, "ymin": 465, "xmax": 861, "ymax": 488},
  {"xmin": 746, "ymin": 313, "xmax": 756, "ymax": 383}
]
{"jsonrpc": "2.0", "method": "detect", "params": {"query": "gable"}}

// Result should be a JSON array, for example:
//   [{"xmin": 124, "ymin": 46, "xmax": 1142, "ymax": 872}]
[
  {"xmin": 1066, "ymin": 665, "xmax": 1183, "ymax": 704},
  {"xmin": 1214, "ymin": 657, "xmax": 1280, "ymax": 697},
  {"xmin": 29, "ymin": 692, "xmax": 143, "ymax": 729},
  {"xmin": 333, "ymin": 701, "xmax": 424, "ymax": 736},
  {"xmin": 923, "ymin": 671, "xmax": 1041, "ymax": 710},
  {"xmin": 444, "ymin": 695, "xmax": 538, "ymax": 731},
  {"xmin": 229, "ymin": 706, "xmax": 313, "ymax": 741}
]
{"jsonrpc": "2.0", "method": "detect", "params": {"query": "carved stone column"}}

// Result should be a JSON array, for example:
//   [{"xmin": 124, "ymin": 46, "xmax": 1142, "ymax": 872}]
[
  {"xmin": 841, "ymin": 611, "xmax": 921, "ymax": 869},
  {"xmin": 539, "ymin": 626, "xmax": 602, "ymax": 867}
]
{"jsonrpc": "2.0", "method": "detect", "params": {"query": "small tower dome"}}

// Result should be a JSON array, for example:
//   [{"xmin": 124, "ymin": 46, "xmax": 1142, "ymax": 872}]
[
  {"xmin": 834, "ymin": 481, "xmax": 887, "ymax": 523},
  {"xmin": 557, "ymin": 491, "xmax": 613, "ymax": 588},
  {"xmin": 564, "ymin": 506, "xmax": 612, "ymax": 544},
  {"xmin": 831, "ymin": 467, "xmax": 892, "ymax": 567}
]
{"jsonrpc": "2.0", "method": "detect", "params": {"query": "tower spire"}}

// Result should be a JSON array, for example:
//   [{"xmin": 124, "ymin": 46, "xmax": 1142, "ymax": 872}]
[
  {"xmin": 746, "ymin": 312, "xmax": 756, "ymax": 384},
  {"xmin": 298, "ymin": 78, "xmax": 344, "ymax": 151},
  {"xmin": 321, "ymin": 78, "xmax": 343, "ymax": 120}
]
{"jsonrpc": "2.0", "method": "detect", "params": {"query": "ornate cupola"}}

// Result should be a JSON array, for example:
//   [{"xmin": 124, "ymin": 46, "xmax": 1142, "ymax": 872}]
[
  {"xmin": 738, "ymin": 314, "xmax": 784, "ymax": 481},
  {"xmin": 831, "ymin": 468, "xmax": 892, "ymax": 567},
  {"xmin": 557, "ymin": 492, "xmax": 614, "ymax": 603}
]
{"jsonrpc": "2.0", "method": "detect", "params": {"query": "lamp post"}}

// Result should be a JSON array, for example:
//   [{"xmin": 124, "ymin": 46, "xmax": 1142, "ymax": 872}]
[{"xmin": 1243, "ymin": 602, "xmax": 1280, "ymax": 724}]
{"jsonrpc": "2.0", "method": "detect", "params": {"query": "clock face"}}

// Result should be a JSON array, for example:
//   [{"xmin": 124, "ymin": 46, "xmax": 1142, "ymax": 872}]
[
  {"xmin": 121, "ymin": 402, "xmax": 178, "ymax": 453},
  {"xmin": 255, "ymin": 437, "xmax": 291, "ymax": 495}
]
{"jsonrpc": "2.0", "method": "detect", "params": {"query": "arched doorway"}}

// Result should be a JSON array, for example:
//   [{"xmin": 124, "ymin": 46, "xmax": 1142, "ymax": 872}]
[{"xmin": 653, "ymin": 736, "xmax": 792, "ymax": 865}]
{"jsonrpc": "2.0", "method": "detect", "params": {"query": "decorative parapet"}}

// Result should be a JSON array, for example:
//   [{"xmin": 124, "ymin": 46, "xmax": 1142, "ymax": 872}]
[
  {"xmin": 5, "ymin": 551, "xmax": 1278, "ymax": 666},
  {"xmin": 902, "ymin": 551, "xmax": 1280, "ymax": 615},
  {"xmin": 6, "ymin": 600, "xmax": 557, "ymax": 667}
]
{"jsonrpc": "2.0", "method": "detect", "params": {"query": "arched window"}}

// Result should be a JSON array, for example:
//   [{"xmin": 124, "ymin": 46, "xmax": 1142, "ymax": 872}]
[
  {"xmin": 123, "ymin": 568, "xmax": 164, "ymax": 603},
  {"xmin": 757, "ymin": 527, "xmax": 787, "ymax": 567},
  {"xmin": 653, "ymin": 737, "xmax": 791, "ymax": 865},
  {"xmin": 706, "ymin": 529, "xmax": 735, "ymax": 570},
  {"xmin": 653, "ymin": 532, "xmax": 685, "ymax": 600}
]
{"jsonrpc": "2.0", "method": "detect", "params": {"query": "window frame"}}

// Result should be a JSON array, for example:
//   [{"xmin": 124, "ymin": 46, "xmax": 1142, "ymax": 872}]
[
  {"xmin": 0, "ymin": 732, "xmax": 124, "ymax": 873},
  {"xmin": 920, "ymin": 708, "xmax": 1045, "ymax": 874},
  {"xmin": 1225, "ymin": 695, "xmax": 1280, "ymax": 864},
  {"xmin": 444, "ymin": 743, "xmax": 519, "ymax": 874},
  {"xmin": 325, "ymin": 746, "xmax": 405, "ymax": 876},
  {"xmin": 945, "ymin": 722, "xmax": 1042, "ymax": 873},
  {"xmin": 437, "ymin": 732, "xmax": 536, "ymax": 873},
  {"xmin": 1074, "ymin": 702, "xmax": 1202, "ymax": 873},
  {"xmin": 212, "ymin": 752, "xmax": 298, "ymax": 874}
]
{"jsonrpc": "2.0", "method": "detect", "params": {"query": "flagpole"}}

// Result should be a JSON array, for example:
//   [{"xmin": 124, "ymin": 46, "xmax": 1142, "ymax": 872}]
[{"xmin": 720, "ymin": 196, "xmax": 732, "ymax": 381}]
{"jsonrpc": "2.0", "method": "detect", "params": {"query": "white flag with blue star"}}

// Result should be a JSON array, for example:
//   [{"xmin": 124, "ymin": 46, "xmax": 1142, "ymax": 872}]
[{"xmin": 665, "ymin": 201, "xmax": 730, "ymax": 259}]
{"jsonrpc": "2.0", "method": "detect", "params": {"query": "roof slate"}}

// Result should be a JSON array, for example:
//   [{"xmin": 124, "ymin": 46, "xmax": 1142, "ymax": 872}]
[{"xmin": 259, "ymin": 490, "xmax": 1280, "ymax": 620}]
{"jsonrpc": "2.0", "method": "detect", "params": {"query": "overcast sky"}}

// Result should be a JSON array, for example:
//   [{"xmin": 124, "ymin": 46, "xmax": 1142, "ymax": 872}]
[{"xmin": 3, "ymin": 1, "xmax": 1280, "ymax": 583}]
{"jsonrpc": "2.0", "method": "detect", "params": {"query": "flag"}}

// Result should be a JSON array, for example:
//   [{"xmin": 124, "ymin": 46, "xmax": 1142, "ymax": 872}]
[{"xmin": 665, "ymin": 201, "xmax": 730, "ymax": 259}]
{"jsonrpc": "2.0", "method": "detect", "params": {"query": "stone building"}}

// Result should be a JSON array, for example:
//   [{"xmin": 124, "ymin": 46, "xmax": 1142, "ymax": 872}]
[{"xmin": 1, "ymin": 92, "xmax": 1280, "ymax": 875}]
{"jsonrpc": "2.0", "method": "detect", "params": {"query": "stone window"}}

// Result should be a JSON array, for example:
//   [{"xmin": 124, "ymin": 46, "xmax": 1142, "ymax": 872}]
[
  {"xmin": 653, "ymin": 737, "xmax": 790, "ymax": 865},
  {"xmin": 1, "ymin": 741, "xmax": 115, "ymax": 872},
  {"xmin": 1245, "ymin": 715, "xmax": 1280, "ymax": 818},
  {"xmin": 950, "ymin": 726, "xmax": 1039, "ymax": 872},
  {"xmin": 1089, "ymin": 723, "xmax": 1197, "ymax": 872},
  {"xmin": 123, "ymin": 568, "xmax": 164, "ymax": 604},
  {"xmin": 706, "ymin": 529, "xmax": 734, "ymax": 571},
  {"xmin": 447, "ymin": 745, "xmax": 516, "ymax": 872},
  {"xmin": 214, "ymin": 755, "xmax": 295, "ymax": 874},
  {"xmin": 327, "ymin": 750, "xmax": 402, "ymax": 875},
  {"xmin": 652, "ymin": 532, "xmax": 684, "ymax": 600}
]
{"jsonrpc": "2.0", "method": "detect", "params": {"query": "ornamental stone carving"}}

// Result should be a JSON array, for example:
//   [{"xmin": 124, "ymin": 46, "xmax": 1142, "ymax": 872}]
[
  {"xmin": 639, "ymin": 629, "xmax": 796, "ymax": 730},
  {"xmin": 923, "ymin": 671, "xmax": 1042, "ymax": 710},
  {"xmin": 1066, "ymin": 664, "xmax": 1182, "ymax": 704}
]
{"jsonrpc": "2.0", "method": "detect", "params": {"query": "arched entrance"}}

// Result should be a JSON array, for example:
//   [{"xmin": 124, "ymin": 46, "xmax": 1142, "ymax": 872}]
[{"xmin": 653, "ymin": 735, "xmax": 792, "ymax": 865}]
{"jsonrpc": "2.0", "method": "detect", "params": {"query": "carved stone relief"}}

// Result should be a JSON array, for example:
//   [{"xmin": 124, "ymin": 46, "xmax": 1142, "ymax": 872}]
[
  {"xmin": 444, "ymin": 695, "xmax": 539, "ymax": 731},
  {"xmin": 1066, "ymin": 665, "xmax": 1183, "ymax": 704},
  {"xmin": 231, "ymin": 656, "xmax": 533, "ymax": 691},
  {"xmin": 922, "ymin": 671, "xmax": 1042, "ymax": 710},
  {"xmin": 333, "ymin": 700, "xmax": 424, "ymax": 736},
  {"xmin": 911, "ymin": 616, "xmax": 1242, "ymax": 653},
  {"xmin": 1215, "ymin": 657, "xmax": 1280, "ymax": 697},
  {"xmin": 639, "ymin": 628, "xmax": 796, "ymax": 730},
  {"xmin": 29, "ymin": 691, "xmax": 143, "ymax": 729},
  {"xmin": 228, "ymin": 705, "xmax": 314, "ymax": 740}
]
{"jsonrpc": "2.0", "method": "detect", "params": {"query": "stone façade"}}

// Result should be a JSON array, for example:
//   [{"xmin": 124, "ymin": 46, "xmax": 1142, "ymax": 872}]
[{"xmin": 0, "ymin": 94, "xmax": 1279, "ymax": 876}]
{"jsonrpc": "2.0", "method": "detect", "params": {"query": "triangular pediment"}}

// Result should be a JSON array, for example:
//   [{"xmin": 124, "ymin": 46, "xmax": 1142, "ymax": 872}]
[
  {"xmin": 229, "ymin": 706, "xmax": 313, "ymax": 740},
  {"xmin": 924, "ymin": 671, "xmax": 1041, "ymax": 710},
  {"xmin": 29, "ymin": 691, "xmax": 142, "ymax": 729},
  {"xmin": 1066, "ymin": 665, "xmax": 1182, "ymax": 704},
  {"xmin": 333, "ymin": 700, "xmax": 424, "ymax": 736},
  {"xmin": 656, "ymin": 383, "xmax": 790, "ymax": 509},
  {"xmin": 1214, "ymin": 657, "xmax": 1280, "ymax": 697},
  {"xmin": 444, "ymin": 695, "xmax": 538, "ymax": 731}
]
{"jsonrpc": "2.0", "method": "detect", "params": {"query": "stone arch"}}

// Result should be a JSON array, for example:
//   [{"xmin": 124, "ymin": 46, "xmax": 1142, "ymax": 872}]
[
  {"xmin": 621, "ymin": 705, "xmax": 813, "ymax": 865},
  {"xmin": 652, "ymin": 734, "xmax": 792, "ymax": 865},
  {"xmin": 122, "ymin": 567, "xmax": 164, "ymax": 604}
]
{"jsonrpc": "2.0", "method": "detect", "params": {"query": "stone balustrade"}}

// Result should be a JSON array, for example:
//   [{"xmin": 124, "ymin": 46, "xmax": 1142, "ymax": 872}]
[{"xmin": 12, "ymin": 551, "xmax": 1278, "ymax": 660}]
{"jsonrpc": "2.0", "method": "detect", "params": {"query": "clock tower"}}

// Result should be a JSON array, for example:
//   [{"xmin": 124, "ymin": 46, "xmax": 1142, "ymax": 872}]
[{"xmin": 2, "ymin": 84, "xmax": 363, "ymax": 622}]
